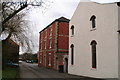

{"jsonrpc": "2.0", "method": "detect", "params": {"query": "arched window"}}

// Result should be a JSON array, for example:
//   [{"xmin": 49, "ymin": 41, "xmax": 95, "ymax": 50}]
[
  {"xmin": 71, "ymin": 25, "xmax": 74, "ymax": 36},
  {"xmin": 90, "ymin": 15, "xmax": 96, "ymax": 28},
  {"xmin": 90, "ymin": 40, "xmax": 97, "ymax": 68},
  {"xmin": 70, "ymin": 44, "xmax": 74, "ymax": 65}
]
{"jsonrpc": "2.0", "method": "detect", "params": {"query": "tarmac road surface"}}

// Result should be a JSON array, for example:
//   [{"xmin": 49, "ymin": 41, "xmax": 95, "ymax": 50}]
[{"xmin": 18, "ymin": 61, "xmax": 104, "ymax": 80}]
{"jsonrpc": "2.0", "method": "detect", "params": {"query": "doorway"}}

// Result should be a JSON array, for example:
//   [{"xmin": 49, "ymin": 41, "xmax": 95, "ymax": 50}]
[
  {"xmin": 64, "ymin": 58, "xmax": 68, "ymax": 73},
  {"xmin": 44, "ymin": 56, "xmax": 46, "ymax": 67}
]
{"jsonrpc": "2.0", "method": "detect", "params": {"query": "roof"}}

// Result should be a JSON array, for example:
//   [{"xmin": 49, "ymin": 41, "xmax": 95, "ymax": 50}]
[
  {"xmin": 80, "ymin": 0, "xmax": 120, "ymax": 4},
  {"xmin": 79, "ymin": 0, "xmax": 120, "ymax": 6},
  {"xmin": 2, "ymin": 39, "xmax": 19, "ymax": 47},
  {"xmin": 39, "ymin": 17, "xmax": 70, "ymax": 33},
  {"xmin": 8, "ymin": 39, "xmax": 19, "ymax": 46}
]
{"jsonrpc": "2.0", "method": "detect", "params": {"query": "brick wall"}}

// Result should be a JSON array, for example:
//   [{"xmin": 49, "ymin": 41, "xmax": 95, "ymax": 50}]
[{"xmin": 38, "ymin": 17, "xmax": 69, "ymax": 71}]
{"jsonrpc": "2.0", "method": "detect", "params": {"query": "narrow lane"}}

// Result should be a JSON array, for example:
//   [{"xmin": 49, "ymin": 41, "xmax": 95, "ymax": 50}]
[
  {"xmin": 19, "ymin": 62, "xmax": 103, "ymax": 80},
  {"xmin": 19, "ymin": 62, "xmax": 81, "ymax": 78},
  {"xmin": 19, "ymin": 62, "xmax": 39, "ymax": 78}
]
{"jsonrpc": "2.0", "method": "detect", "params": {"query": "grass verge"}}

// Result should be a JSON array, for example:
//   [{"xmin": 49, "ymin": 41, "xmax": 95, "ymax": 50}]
[{"xmin": 2, "ymin": 66, "xmax": 18, "ymax": 79}]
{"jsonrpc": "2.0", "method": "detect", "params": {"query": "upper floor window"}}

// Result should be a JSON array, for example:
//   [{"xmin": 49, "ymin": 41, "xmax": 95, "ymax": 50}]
[
  {"xmin": 71, "ymin": 25, "xmax": 74, "ymax": 36},
  {"xmin": 44, "ymin": 40, "xmax": 46, "ymax": 49},
  {"xmin": 45, "ymin": 29, "xmax": 47, "ymax": 39},
  {"xmin": 50, "ymin": 27, "xmax": 52, "ymax": 37},
  {"xmin": 40, "ymin": 42, "xmax": 42, "ymax": 50},
  {"xmin": 40, "ymin": 39, "xmax": 42, "ymax": 50},
  {"xmin": 90, "ymin": 40, "xmax": 97, "ymax": 69},
  {"xmin": 49, "ymin": 38, "xmax": 52, "ymax": 48},
  {"xmin": 90, "ymin": 15, "xmax": 96, "ymax": 29},
  {"xmin": 70, "ymin": 44, "xmax": 74, "ymax": 65}
]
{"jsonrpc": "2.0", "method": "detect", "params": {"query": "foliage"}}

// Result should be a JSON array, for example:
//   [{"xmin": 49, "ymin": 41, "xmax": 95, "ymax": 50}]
[
  {"xmin": 2, "ymin": 67, "xmax": 18, "ymax": 79},
  {"xmin": 21, "ymin": 53, "xmax": 38, "ymax": 61},
  {"xmin": 1, "ymin": 0, "xmax": 51, "ymax": 52},
  {"xmin": 2, "ymin": 0, "xmax": 50, "ymax": 26}
]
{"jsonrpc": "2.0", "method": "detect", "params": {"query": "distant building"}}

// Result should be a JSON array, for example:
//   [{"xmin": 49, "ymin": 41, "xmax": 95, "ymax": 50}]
[
  {"xmin": 38, "ymin": 17, "xmax": 69, "ymax": 72},
  {"xmin": 68, "ymin": 1, "xmax": 120, "ymax": 80},
  {"xmin": 2, "ymin": 39, "xmax": 19, "ymax": 65}
]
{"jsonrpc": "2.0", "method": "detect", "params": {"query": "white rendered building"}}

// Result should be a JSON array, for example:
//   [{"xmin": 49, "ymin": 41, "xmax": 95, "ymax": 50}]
[{"xmin": 68, "ymin": 1, "xmax": 120, "ymax": 80}]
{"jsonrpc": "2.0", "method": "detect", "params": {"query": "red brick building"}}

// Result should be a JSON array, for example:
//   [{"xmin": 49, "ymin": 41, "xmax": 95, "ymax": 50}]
[
  {"xmin": 2, "ymin": 39, "xmax": 19, "ymax": 68},
  {"xmin": 38, "ymin": 17, "xmax": 69, "ymax": 72}
]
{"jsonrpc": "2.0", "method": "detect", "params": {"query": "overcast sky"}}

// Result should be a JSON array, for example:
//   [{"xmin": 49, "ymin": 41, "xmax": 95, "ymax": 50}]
[{"xmin": 20, "ymin": 0, "xmax": 120, "ymax": 54}]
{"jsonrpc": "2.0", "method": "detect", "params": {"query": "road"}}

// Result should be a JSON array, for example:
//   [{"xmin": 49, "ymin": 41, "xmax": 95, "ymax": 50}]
[{"xmin": 18, "ymin": 62, "xmax": 103, "ymax": 80}]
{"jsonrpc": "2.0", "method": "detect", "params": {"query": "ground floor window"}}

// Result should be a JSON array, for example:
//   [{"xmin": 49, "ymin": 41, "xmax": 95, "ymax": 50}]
[
  {"xmin": 70, "ymin": 44, "xmax": 74, "ymax": 65},
  {"xmin": 48, "ymin": 53, "xmax": 51, "ymax": 66},
  {"xmin": 90, "ymin": 40, "xmax": 97, "ymax": 68}
]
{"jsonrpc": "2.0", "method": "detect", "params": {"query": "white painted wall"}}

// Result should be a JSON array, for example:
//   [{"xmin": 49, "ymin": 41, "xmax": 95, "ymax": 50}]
[
  {"xmin": 68, "ymin": 1, "xmax": 119, "ymax": 78},
  {"xmin": 118, "ymin": 6, "xmax": 120, "ymax": 80}
]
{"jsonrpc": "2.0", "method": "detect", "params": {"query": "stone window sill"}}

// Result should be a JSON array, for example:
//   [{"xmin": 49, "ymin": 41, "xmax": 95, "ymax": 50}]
[
  {"xmin": 90, "ymin": 28, "xmax": 96, "ymax": 31},
  {"xmin": 91, "ymin": 68, "xmax": 97, "ymax": 71}
]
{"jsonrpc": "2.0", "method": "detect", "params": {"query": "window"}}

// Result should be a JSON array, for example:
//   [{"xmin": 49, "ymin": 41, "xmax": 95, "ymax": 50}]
[
  {"xmin": 90, "ymin": 40, "xmax": 97, "ymax": 69},
  {"xmin": 40, "ymin": 43, "xmax": 42, "ymax": 50},
  {"xmin": 49, "ymin": 38, "xmax": 52, "ymax": 48},
  {"xmin": 45, "ymin": 29, "xmax": 47, "ymax": 38},
  {"xmin": 48, "ymin": 53, "xmax": 51, "ymax": 66},
  {"xmin": 40, "ymin": 39, "xmax": 42, "ymax": 50},
  {"xmin": 70, "ymin": 44, "xmax": 74, "ymax": 65},
  {"xmin": 90, "ymin": 15, "xmax": 96, "ymax": 29},
  {"xmin": 44, "ymin": 40, "xmax": 46, "ymax": 49},
  {"xmin": 40, "ymin": 54, "xmax": 42, "ymax": 63},
  {"xmin": 71, "ymin": 25, "xmax": 74, "ymax": 36},
  {"xmin": 50, "ymin": 27, "xmax": 52, "ymax": 37},
  {"xmin": 40, "ymin": 34, "xmax": 43, "ymax": 50}
]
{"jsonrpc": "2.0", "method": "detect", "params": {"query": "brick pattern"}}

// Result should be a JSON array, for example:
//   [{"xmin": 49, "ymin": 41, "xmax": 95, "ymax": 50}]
[{"xmin": 38, "ymin": 17, "xmax": 69, "ymax": 71}]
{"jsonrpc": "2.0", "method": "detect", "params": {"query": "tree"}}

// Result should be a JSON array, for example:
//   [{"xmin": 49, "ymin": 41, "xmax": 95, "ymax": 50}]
[
  {"xmin": 1, "ymin": 0, "xmax": 52, "ymax": 68},
  {"xmin": 22, "ymin": 53, "xmax": 32, "ymax": 61},
  {"xmin": 1, "ymin": 0, "xmax": 51, "ymax": 51},
  {"xmin": 21, "ymin": 53, "xmax": 38, "ymax": 63},
  {"xmin": 2, "ymin": 0, "xmax": 49, "ymax": 26}
]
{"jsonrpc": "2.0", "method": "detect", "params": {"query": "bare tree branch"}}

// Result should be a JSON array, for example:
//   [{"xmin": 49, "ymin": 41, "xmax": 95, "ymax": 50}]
[
  {"xmin": 2, "ymin": 0, "xmax": 49, "ymax": 25},
  {"xmin": 1, "ymin": 0, "xmax": 52, "ymax": 53},
  {"xmin": 2, "ymin": 2, "xmax": 28, "ymax": 25}
]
